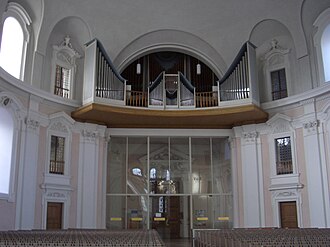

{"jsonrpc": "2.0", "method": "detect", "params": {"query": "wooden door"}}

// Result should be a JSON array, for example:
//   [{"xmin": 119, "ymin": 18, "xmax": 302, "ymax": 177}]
[
  {"xmin": 280, "ymin": 201, "xmax": 298, "ymax": 228},
  {"xmin": 47, "ymin": 202, "xmax": 63, "ymax": 229}
]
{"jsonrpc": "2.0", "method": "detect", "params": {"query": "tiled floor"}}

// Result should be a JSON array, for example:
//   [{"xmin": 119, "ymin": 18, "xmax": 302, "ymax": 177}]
[{"xmin": 162, "ymin": 238, "xmax": 192, "ymax": 247}]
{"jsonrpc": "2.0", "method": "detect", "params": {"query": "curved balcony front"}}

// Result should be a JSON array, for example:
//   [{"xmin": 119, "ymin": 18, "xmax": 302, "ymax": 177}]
[{"xmin": 72, "ymin": 103, "xmax": 267, "ymax": 129}]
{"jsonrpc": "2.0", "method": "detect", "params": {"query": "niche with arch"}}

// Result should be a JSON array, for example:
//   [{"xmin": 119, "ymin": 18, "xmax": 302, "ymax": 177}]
[
  {"xmin": 43, "ymin": 16, "xmax": 91, "ymax": 101},
  {"xmin": 249, "ymin": 19, "xmax": 297, "ymax": 103}
]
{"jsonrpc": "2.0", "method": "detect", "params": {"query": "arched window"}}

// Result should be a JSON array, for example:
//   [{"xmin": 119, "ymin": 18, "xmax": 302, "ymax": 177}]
[
  {"xmin": 0, "ymin": 17, "xmax": 24, "ymax": 79},
  {"xmin": 0, "ymin": 107, "xmax": 14, "ymax": 195},
  {"xmin": 150, "ymin": 168, "xmax": 156, "ymax": 179},
  {"xmin": 314, "ymin": 8, "xmax": 330, "ymax": 84},
  {"xmin": 0, "ymin": 2, "xmax": 31, "ymax": 80}
]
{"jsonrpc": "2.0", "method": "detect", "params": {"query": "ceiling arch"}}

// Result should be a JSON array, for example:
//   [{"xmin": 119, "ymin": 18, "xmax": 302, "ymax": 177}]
[{"xmin": 113, "ymin": 29, "xmax": 227, "ymax": 78}]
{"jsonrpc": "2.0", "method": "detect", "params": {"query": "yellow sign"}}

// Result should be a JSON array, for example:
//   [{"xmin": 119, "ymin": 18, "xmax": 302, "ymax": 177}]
[
  {"xmin": 218, "ymin": 217, "xmax": 230, "ymax": 221},
  {"xmin": 154, "ymin": 217, "xmax": 166, "ymax": 221},
  {"xmin": 131, "ymin": 217, "xmax": 143, "ymax": 221},
  {"xmin": 110, "ymin": 217, "xmax": 122, "ymax": 221},
  {"xmin": 197, "ymin": 217, "xmax": 208, "ymax": 221}
]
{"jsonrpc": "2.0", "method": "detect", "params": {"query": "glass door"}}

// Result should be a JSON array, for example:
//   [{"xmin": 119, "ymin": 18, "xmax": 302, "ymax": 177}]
[{"xmin": 150, "ymin": 196, "xmax": 190, "ymax": 239}]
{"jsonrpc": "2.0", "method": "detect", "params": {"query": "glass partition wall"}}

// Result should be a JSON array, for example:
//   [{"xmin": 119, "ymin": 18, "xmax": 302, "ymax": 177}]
[{"xmin": 106, "ymin": 136, "xmax": 232, "ymax": 239}]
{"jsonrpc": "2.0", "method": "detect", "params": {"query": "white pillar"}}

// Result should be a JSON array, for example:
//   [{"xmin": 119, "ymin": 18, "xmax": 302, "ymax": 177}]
[
  {"xmin": 302, "ymin": 119, "xmax": 329, "ymax": 227},
  {"xmin": 77, "ymin": 127, "xmax": 100, "ymax": 228},
  {"xmin": 229, "ymin": 137, "xmax": 239, "ymax": 228},
  {"xmin": 17, "ymin": 117, "xmax": 40, "ymax": 229},
  {"xmin": 240, "ymin": 131, "xmax": 264, "ymax": 227}
]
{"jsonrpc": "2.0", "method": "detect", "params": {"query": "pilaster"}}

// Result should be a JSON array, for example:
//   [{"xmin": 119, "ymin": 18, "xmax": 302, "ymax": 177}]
[
  {"xmin": 301, "ymin": 118, "xmax": 329, "ymax": 227},
  {"xmin": 19, "ymin": 116, "xmax": 40, "ymax": 229},
  {"xmin": 236, "ymin": 126, "xmax": 265, "ymax": 227},
  {"xmin": 77, "ymin": 124, "xmax": 103, "ymax": 228}
]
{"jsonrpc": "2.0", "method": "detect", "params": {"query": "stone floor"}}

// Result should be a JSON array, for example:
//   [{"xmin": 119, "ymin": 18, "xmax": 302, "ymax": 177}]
[{"xmin": 162, "ymin": 238, "xmax": 192, "ymax": 247}]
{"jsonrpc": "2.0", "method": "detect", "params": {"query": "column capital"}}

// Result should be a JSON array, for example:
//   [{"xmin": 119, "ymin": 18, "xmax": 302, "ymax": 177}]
[
  {"xmin": 81, "ymin": 129, "xmax": 98, "ymax": 143},
  {"xmin": 242, "ymin": 131, "xmax": 259, "ymax": 144},
  {"xmin": 303, "ymin": 120, "xmax": 319, "ymax": 135},
  {"xmin": 25, "ymin": 117, "xmax": 40, "ymax": 132}
]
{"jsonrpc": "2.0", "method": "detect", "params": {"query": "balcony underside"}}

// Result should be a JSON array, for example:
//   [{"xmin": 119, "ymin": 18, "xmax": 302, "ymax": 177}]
[{"xmin": 72, "ymin": 103, "xmax": 268, "ymax": 129}]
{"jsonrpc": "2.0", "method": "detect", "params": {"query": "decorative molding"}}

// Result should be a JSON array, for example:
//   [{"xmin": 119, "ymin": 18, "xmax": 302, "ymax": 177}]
[
  {"xmin": 242, "ymin": 131, "xmax": 259, "ymax": 143},
  {"xmin": 273, "ymin": 121, "xmax": 291, "ymax": 134},
  {"xmin": 25, "ymin": 117, "xmax": 40, "ymax": 131},
  {"xmin": 303, "ymin": 120, "xmax": 319, "ymax": 134},
  {"xmin": 53, "ymin": 35, "xmax": 81, "ymax": 62},
  {"xmin": 49, "ymin": 121, "xmax": 69, "ymax": 133},
  {"xmin": 46, "ymin": 192, "xmax": 65, "ymax": 198},
  {"xmin": 277, "ymin": 191, "xmax": 295, "ymax": 197},
  {"xmin": 271, "ymin": 188, "xmax": 301, "ymax": 199},
  {"xmin": 262, "ymin": 39, "xmax": 290, "ymax": 62},
  {"xmin": 81, "ymin": 129, "xmax": 98, "ymax": 142},
  {"xmin": 299, "ymin": 98, "xmax": 315, "ymax": 107},
  {"xmin": 267, "ymin": 114, "xmax": 292, "ymax": 134},
  {"xmin": 0, "ymin": 96, "xmax": 12, "ymax": 107},
  {"xmin": 269, "ymin": 54, "xmax": 284, "ymax": 66}
]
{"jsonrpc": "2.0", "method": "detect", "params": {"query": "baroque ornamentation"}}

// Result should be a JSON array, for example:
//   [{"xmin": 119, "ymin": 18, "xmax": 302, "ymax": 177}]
[
  {"xmin": 277, "ymin": 191, "xmax": 295, "ymax": 197},
  {"xmin": 82, "ymin": 129, "xmax": 98, "ymax": 142},
  {"xmin": 57, "ymin": 52, "xmax": 72, "ymax": 64},
  {"xmin": 271, "ymin": 119, "xmax": 291, "ymax": 134},
  {"xmin": 26, "ymin": 118, "xmax": 40, "ymax": 131},
  {"xmin": 50, "ymin": 121, "xmax": 68, "ymax": 133},
  {"xmin": 242, "ymin": 131, "xmax": 259, "ymax": 143},
  {"xmin": 47, "ymin": 192, "xmax": 65, "ymax": 198},
  {"xmin": 0, "ymin": 96, "xmax": 12, "ymax": 107},
  {"xmin": 303, "ymin": 120, "xmax": 319, "ymax": 133}
]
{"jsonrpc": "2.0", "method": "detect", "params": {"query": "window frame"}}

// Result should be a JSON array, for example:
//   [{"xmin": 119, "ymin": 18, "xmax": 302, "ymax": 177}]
[
  {"xmin": 54, "ymin": 64, "xmax": 72, "ymax": 98},
  {"xmin": 313, "ymin": 7, "xmax": 330, "ymax": 85},
  {"xmin": 0, "ymin": 2, "xmax": 31, "ymax": 80},
  {"xmin": 49, "ymin": 135, "xmax": 66, "ymax": 175},
  {"xmin": 50, "ymin": 36, "xmax": 81, "ymax": 100},
  {"xmin": 269, "ymin": 132, "xmax": 297, "ymax": 177},
  {"xmin": 262, "ymin": 40, "xmax": 291, "ymax": 102},
  {"xmin": 274, "ymin": 136, "xmax": 293, "ymax": 175},
  {"xmin": 46, "ymin": 122, "xmax": 72, "ymax": 177},
  {"xmin": 270, "ymin": 68, "xmax": 288, "ymax": 101}
]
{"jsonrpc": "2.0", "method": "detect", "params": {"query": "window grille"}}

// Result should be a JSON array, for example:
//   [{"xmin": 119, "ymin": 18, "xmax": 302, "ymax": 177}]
[
  {"xmin": 271, "ymin": 68, "xmax": 287, "ymax": 100},
  {"xmin": 50, "ymin": 135, "xmax": 65, "ymax": 175},
  {"xmin": 275, "ymin": 137, "xmax": 293, "ymax": 175},
  {"xmin": 54, "ymin": 65, "xmax": 71, "ymax": 98}
]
